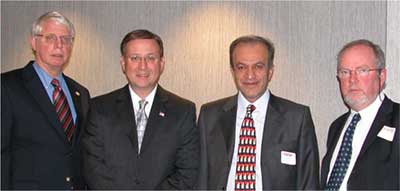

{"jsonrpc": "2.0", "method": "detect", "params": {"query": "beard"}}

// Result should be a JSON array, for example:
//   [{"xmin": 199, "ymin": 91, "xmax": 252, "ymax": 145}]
[{"xmin": 343, "ymin": 92, "xmax": 370, "ymax": 110}]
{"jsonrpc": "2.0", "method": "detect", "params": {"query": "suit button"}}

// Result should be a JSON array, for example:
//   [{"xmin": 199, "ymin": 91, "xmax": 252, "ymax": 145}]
[
  {"xmin": 65, "ymin": 177, "xmax": 71, "ymax": 182},
  {"xmin": 70, "ymin": 186, "xmax": 74, "ymax": 190}
]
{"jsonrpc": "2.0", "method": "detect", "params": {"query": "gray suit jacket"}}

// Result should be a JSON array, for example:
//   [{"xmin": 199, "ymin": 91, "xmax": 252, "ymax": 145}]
[
  {"xmin": 82, "ymin": 85, "xmax": 199, "ymax": 190},
  {"xmin": 197, "ymin": 93, "xmax": 320, "ymax": 190}
]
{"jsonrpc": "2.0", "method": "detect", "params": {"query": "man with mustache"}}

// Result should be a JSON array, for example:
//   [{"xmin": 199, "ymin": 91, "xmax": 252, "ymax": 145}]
[
  {"xmin": 197, "ymin": 35, "xmax": 320, "ymax": 190},
  {"xmin": 321, "ymin": 39, "xmax": 399, "ymax": 190},
  {"xmin": 82, "ymin": 29, "xmax": 199, "ymax": 189}
]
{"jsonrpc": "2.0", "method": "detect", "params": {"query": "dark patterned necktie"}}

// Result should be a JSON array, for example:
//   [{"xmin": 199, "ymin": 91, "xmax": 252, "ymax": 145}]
[
  {"xmin": 325, "ymin": 113, "xmax": 361, "ymax": 191},
  {"xmin": 136, "ymin": 100, "xmax": 148, "ymax": 153},
  {"xmin": 235, "ymin": 104, "xmax": 256, "ymax": 191},
  {"xmin": 51, "ymin": 79, "xmax": 75, "ymax": 142}
]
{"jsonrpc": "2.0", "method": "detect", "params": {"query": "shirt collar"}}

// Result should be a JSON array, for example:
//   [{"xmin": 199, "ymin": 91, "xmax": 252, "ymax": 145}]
[
  {"xmin": 350, "ymin": 92, "xmax": 384, "ymax": 120},
  {"xmin": 237, "ymin": 89, "xmax": 270, "ymax": 115},
  {"xmin": 33, "ymin": 61, "xmax": 63, "ymax": 88},
  {"xmin": 129, "ymin": 84, "xmax": 158, "ymax": 111}
]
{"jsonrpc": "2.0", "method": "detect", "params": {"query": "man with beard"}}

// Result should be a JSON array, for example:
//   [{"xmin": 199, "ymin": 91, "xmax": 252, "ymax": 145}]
[{"xmin": 321, "ymin": 39, "xmax": 399, "ymax": 190}]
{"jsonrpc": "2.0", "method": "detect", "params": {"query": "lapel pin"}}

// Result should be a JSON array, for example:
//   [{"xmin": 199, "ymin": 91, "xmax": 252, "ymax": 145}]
[
  {"xmin": 75, "ymin": 91, "xmax": 80, "ymax": 96},
  {"xmin": 159, "ymin": 111, "xmax": 165, "ymax": 117}
]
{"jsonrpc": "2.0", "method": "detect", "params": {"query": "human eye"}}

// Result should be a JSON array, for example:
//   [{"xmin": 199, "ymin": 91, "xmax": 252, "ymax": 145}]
[
  {"xmin": 146, "ymin": 55, "xmax": 157, "ymax": 63},
  {"xmin": 357, "ymin": 68, "xmax": 370, "ymax": 75},
  {"xmin": 255, "ymin": 63, "xmax": 266, "ymax": 70},
  {"xmin": 129, "ymin": 55, "xmax": 141, "ymax": 62},
  {"xmin": 45, "ymin": 34, "xmax": 57, "ymax": 43},
  {"xmin": 338, "ymin": 69, "xmax": 350, "ymax": 77},
  {"xmin": 60, "ymin": 36, "xmax": 73, "ymax": 45},
  {"xmin": 235, "ymin": 64, "xmax": 245, "ymax": 70}
]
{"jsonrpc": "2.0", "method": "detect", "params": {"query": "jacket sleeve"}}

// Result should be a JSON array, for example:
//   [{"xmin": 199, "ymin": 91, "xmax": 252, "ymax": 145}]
[
  {"xmin": 1, "ymin": 81, "xmax": 12, "ymax": 190},
  {"xmin": 156, "ymin": 103, "xmax": 200, "ymax": 189},
  {"xmin": 296, "ymin": 107, "xmax": 321, "ymax": 189},
  {"xmin": 81, "ymin": 102, "xmax": 114, "ymax": 189}
]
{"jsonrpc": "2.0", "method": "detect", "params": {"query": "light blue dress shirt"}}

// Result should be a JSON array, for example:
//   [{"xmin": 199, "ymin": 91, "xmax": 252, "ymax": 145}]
[{"xmin": 33, "ymin": 62, "xmax": 77, "ymax": 123}]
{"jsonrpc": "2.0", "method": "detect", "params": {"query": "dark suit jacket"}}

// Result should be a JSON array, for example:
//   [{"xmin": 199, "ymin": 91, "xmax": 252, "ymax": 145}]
[
  {"xmin": 321, "ymin": 97, "xmax": 399, "ymax": 190},
  {"xmin": 1, "ymin": 61, "xmax": 90, "ymax": 190},
  {"xmin": 82, "ymin": 85, "xmax": 199, "ymax": 190},
  {"xmin": 197, "ymin": 93, "xmax": 320, "ymax": 190}
]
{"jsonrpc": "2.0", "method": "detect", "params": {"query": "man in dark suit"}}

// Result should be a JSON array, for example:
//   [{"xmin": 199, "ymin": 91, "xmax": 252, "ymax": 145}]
[
  {"xmin": 1, "ymin": 11, "xmax": 90, "ymax": 190},
  {"xmin": 197, "ymin": 35, "xmax": 320, "ymax": 190},
  {"xmin": 82, "ymin": 29, "xmax": 199, "ymax": 190},
  {"xmin": 321, "ymin": 39, "xmax": 399, "ymax": 190}
]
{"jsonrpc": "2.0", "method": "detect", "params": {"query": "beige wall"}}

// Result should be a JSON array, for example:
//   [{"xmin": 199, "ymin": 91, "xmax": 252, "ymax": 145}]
[{"xmin": 2, "ymin": 1, "xmax": 399, "ymax": 160}]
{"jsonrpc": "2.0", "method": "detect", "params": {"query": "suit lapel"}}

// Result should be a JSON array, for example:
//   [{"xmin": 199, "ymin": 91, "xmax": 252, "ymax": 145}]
[
  {"xmin": 115, "ymin": 86, "xmax": 140, "ymax": 154},
  {"xmin": 139, "ymin": 86, "xmax": 168, "ymax": 154},
  {"xmin": 262, "ymin": 95, "xmax": 284, "ymax": 144},
  {"xmin": 321, "ymin": 113, "xmax": 348, "ymax": 187},
  {"xmin": 356, "ymin": 97, "xmax": 394, "ymax": 160},
  {"xmin": 22, "ymin": 62, "xmax": 68, "ymax": 144},
  {"xmin": 219, "ymin": 96, "xmax": 237, "ymax": 165}
]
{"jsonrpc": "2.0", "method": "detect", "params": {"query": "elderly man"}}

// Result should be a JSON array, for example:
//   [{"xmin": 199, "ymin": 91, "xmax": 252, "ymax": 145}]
[
  {"xmin": 321, "ymin": 39, "xmax": 399, "ymax": 190},
  {"xmin": 1, "ymin": 11, "xmax": 90, "ymax": 190},
  {"xmin": 82, "ymin": 29, "xmax": 199, "ymax": 190},
  {"xmin": 197, "ymin": 35, "xmax": 320, "ymax": 190}
]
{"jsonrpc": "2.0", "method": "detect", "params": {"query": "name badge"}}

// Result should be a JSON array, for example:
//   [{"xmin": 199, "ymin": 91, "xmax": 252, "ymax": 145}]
[
  {"xmin": 281, "ymin": 151, "xmax": 296, "ymax": 165},
  {"xmin": 377, "ymin": 125, "xmax": 396, "ymax": 142}
]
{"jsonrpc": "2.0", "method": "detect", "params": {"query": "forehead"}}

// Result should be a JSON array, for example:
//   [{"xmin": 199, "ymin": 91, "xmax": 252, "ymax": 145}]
[
  {"xmin": 40, "ymin": 19, "xmax": 70, "ymax": 34},
  {"xmin": 340, "ymin": 44, "xmax": 376, "ymax": 68},
  {"xmin": 125, "ymin": 39, "xmax": 160, "ymax": 54},
  {"xmin": 233, "ymin": 42, "xmax": 268, "ymax": 63}
]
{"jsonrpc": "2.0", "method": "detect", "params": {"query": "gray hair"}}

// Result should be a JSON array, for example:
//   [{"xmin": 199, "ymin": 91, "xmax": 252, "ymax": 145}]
[
  {"xmin": 31, "ymin": 11, "xmax": 75, "ymax": 38},
  {"xmin": 337, "ymin": 39, "xmax": 385, "ymax": 70}
]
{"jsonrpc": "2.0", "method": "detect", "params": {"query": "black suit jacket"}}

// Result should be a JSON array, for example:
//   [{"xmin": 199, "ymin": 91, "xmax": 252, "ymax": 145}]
[
  {"xmin": 197, "ymin": 93, "xmax": 320, "ymax": 190},
  {"xmin": 321, "ymin": 97, "xmax": 399, "ymax": 190},
  {"xmin": 82, "ymin": 85, "xmax": 199, "ymax": 190},
  {"xmin": 1, "ymin": 61, "xmax": 90, "ymax": 190}
]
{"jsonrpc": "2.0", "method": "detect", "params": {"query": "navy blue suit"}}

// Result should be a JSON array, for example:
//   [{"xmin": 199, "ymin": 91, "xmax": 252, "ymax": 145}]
[{"xmin": 1, "ymin": 61, "xmax": 90, "ymax": 189}]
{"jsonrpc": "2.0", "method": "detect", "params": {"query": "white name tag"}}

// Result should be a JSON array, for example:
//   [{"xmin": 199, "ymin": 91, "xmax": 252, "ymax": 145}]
[
  {"xmin": 377, "ymin": 126, "xmax": 396, "ymax": 142},
  {"xmin": 281, "ymin": 151, "xmax": 296, "ymax": 165}
]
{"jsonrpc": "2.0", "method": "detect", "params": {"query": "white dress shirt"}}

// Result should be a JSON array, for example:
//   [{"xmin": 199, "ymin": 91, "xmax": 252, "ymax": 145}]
[
  {"xmin": 327, "ymin": 93, "xmax": 384, "ymax": 190},
  {"xmin": 226, "ymin": 90, "xmax": 270, "ymax": 191},
  {"xmin": 128, "ymin": 85, "xmax": 157, "ymax": 151}
]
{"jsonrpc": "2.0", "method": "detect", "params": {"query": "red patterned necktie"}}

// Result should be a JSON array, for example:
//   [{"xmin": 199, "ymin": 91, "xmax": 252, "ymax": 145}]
[
  {"xmin": 51, "ymin": 79, "xmax": 75, "ymax": 142},
  {"xmin": 235, "ymin": 104, "xmax": 256, "ymax": 191}
]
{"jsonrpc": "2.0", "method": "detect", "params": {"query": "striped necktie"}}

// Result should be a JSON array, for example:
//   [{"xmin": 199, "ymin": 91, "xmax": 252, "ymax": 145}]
[
  {"xmin": 51, "ymin": 79, "xmax": 75, "ymax": 142},
  {"xmin": 235, "ymin": 104, "xmax": 256, "ymax": 191}
]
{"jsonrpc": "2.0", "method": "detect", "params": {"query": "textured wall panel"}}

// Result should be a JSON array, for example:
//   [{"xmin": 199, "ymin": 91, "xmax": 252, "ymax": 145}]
[{"xmin": 1, "ymin": 1, "xmax": 395, "ymax": 160}]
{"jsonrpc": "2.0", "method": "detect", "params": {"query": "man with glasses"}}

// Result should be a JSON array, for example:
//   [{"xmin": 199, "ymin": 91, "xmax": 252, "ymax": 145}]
[
  {"xmin": 81, "ymin": 29, "xmax": 199, "ymax": 189},
  {"xmin": 1, "ymin": 12, "xmax": 90, "ymax": 189},
  {"xmin": 321, "ymin": 39, "xmax": 399, "ymax": 190}
]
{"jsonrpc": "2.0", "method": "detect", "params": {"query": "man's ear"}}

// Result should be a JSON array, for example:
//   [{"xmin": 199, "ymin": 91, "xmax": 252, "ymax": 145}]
[{"xmin": 120, "ymin": 56, "xmax": 126, "ymax": 74}]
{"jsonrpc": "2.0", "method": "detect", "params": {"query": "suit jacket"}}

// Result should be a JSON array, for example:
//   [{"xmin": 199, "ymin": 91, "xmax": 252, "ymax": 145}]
[
  {"xmin": 82, "ymin": 85, "xmax": 199, "ymax": 190},
  {"xmin": 1, "ymin": 61, "xmax": 90, "ymax": 190},
  {"xmin": 321, "ymin": 97, "xmax": 399, "ymax": 190},
  {"xmin": 197, "ymin": 93, "xmax": 320, "ymax": 190}
]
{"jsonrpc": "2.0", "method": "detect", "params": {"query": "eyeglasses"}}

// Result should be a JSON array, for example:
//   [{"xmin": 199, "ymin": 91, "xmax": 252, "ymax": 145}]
[
  {"xmin": 35, "ymin": 33, "xmax": 74, "ymax": 46},
  {"xmin": 127, "ymin": 54, "xmax": 160, "ymax": 64},
  {"xmin": 337, "ymin": 67, "xmax": 381, "ymax": 79}
]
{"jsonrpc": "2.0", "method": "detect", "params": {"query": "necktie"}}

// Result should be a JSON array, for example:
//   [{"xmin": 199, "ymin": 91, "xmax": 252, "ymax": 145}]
[
  {"xmin": 136, "ymin": 100, "xmax": 148, "ymax": 153},
  {"xmin": 235, "ymin": 104, "xmax": 256, "ymax": 191},
  {"xmin": 51, "ymin": 79, "xmax": 75, "ymax": 142},
  {"xmin": 325, "ymin": 113, "xmax": 361, "ymax": 191}
]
